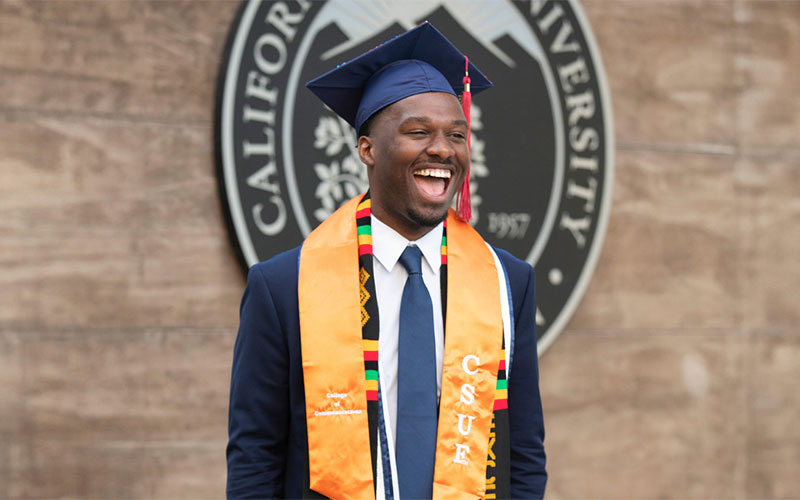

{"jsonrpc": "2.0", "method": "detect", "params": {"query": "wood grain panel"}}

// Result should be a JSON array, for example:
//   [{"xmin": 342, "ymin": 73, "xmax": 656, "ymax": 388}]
[
  {"xmin": 4, "ymin": 327, "xmax": 232, "ymax": 499},
  {"xmin": 583, "ymin": 0, "xmax": 738, "ymax": 148},
  {"xmin": 0, "ymin": 0, "xmax": 240, "ymax": 122},
  {"xmin": 737, "ymin": 155, "xmax": 800, "ymax": 329},
  {"xmin": 8, "ymin": 439, "xmax": 225, "ymax": 499},
  {"xmin": 568, "ymin": 148, "xmax": 742, "ymax": 330},
  {"xmin": 540, "ymin": 331, "xmax": 747, "ymax": 499},
  {"xmin": 744, "ymin": 335, "xmax": 800, "ymax": 498},
  {"xmin": 735, "ymin": 0, "xmax": 800, "ymax": 150},
  {"xmin": 0, "ymin": 111, "xmax": 244, "ymax": 329},
  {"xmin": 0, "ymin": 332, "xmax": 24, "ymax": 499}
]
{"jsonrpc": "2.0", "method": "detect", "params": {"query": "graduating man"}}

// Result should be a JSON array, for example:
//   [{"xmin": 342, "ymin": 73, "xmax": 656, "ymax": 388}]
[{"xmin": 227, "ymin": 22, "xmax": 546, "ymax": 499}]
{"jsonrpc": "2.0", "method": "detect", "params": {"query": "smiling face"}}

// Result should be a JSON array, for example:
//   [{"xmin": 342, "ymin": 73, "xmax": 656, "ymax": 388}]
[{"xmin": 357, "ymin": 92, "xmax": 469, "ymax": 241}]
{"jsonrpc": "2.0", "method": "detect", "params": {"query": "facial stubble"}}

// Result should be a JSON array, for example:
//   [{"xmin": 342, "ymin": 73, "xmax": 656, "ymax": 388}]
[{"xmin": 407, "ymin": 204, "xmax": 450, "ymax": 229}]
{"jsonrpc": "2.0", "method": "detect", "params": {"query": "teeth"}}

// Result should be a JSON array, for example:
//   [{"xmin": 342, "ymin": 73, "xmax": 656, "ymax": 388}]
[{"xmin": 414, "ymin": 168, "xmax": 451, "ymax": 179}]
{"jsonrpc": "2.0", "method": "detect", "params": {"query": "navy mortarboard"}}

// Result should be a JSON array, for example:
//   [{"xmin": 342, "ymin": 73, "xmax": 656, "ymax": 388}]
[{"xmin": 306, "ymin": 21, "xmax": 493, "ymax": 221}]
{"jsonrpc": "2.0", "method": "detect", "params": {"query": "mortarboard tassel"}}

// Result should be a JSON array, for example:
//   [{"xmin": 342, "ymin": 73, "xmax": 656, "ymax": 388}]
[{"xmin": 457, "ymin": 56, "xmax": 472, "ymax": 222}]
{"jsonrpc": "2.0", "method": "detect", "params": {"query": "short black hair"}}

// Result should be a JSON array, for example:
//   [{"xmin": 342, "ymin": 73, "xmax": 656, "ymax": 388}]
[{"xmin": 357, "ymin": 104, "xmax": 390, "ymax": 138}]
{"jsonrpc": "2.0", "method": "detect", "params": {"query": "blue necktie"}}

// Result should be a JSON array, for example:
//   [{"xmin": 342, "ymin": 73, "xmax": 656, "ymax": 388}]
[{"xmin": 395, "ymin": 246, "xmax": 438, "ymax": 499}]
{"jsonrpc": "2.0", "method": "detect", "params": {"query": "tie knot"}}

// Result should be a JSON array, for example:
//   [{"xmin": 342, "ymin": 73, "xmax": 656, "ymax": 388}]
[{"xmin": 398, "ymin": 246, "xmax": 423, "ymax": 275}]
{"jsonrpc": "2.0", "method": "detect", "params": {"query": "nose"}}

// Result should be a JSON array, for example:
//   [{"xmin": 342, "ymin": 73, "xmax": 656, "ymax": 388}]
[{"xmin": 425, "ymin": 130, "xmax": 454, "ymax": 161}]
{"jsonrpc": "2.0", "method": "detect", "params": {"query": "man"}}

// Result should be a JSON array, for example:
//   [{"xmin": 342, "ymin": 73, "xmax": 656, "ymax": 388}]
[{"xmin": 227, "ymin": 22, "xmax": 546, "ymax": 499}]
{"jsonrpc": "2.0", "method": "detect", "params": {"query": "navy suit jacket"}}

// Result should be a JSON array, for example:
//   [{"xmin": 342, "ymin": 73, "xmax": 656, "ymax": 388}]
[{"xmin": 227, "ymin": 246, "xmax": 546, "ymax": 499}]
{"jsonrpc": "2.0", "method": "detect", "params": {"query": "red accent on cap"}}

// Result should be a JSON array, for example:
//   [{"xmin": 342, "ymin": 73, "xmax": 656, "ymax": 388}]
[{"xmin": 457, "ymin": 56, "xmax": 472, "ymax": 222}]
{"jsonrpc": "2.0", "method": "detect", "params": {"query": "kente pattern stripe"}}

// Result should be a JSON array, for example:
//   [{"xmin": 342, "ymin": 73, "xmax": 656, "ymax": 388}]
[
  {"xmin": 357, "ymin": 195, "xmax": 380, "ymax": 491},
  {"xmin": 360, "ymin": 268, "xmax": 371, "ymax": 327},
  {"xmin": 493, "ymin": 351, "xmax": 508, "ymax": 411},
  {"xmin": 356, "ymin": 195, "xmax": 448, "ymax": 403}
]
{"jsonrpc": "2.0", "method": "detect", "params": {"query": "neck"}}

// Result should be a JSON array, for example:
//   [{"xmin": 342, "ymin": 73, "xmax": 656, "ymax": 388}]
[{"xmin": 370, "ymin": 206, "xmax": 442, "ymax": 241}]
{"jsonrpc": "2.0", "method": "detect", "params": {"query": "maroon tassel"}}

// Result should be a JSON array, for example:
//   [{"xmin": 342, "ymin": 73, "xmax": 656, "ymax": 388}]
[{"xmin": 457, "ymin": 56, "xmax": 472, "ymax": 222}]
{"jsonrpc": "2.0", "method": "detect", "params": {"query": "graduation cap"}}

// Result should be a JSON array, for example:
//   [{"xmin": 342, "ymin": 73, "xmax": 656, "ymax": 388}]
[{"xmin": 305, "ymin": 21, "xmax": 493, "ymax": 222}]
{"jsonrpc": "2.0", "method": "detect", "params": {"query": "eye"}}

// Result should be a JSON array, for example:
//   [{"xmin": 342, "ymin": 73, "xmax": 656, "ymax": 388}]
[{"xmin": 406, "ymin": 130, "xmax": 428, "ymax": 137}]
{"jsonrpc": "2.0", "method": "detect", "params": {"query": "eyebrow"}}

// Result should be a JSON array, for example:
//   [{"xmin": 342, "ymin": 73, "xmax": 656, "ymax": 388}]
[{"xmin": 400, "ymin": 116, "xmax": 469, "ymax": 127}]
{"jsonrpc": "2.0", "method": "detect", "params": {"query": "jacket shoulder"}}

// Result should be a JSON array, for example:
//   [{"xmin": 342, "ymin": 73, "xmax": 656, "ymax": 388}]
[
  {"xmin": 246, "ymin": 247, "xmax": 302, "ymax": 312},
  {"xmin": 249, "ymin": 247, "xmax": 301, "ymax": 286},
  {"xmin": 492, "ymin": 247, "xmax": 533, "ymax": 276},
  {"xmin": 492, "ymin": 246, "xmax": 534, "ymax": 288}
]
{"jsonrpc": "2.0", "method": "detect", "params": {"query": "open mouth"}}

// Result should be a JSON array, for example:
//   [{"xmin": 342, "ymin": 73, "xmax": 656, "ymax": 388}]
[{"xmin": 413, "ymin": 167, "xmax": 452, "ymax": 198}]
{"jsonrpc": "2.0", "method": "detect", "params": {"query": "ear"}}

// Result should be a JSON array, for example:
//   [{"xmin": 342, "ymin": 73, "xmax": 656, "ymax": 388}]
[{"xmin": 357, "ymin": 135, "xmax": 375, "ymax": 168}]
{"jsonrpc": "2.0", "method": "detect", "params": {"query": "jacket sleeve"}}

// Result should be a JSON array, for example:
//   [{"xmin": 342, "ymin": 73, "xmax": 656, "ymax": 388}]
[
  {"xmin": 508, "ymin": 265, "xmax": 547, "ymax": 498},
  {"xmin": 226, "ymin": 264, "xmax": 290, "ymax": 499}
]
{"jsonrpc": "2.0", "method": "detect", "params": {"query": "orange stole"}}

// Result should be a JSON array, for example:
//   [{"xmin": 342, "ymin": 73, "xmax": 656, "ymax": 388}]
[
  {"xmin": 433, "ymin": 209, "xmax": 502, "ymax": 499},
  {"xmin": 299, "ymin": 195, "xmax": 502, "ymax": 499}
]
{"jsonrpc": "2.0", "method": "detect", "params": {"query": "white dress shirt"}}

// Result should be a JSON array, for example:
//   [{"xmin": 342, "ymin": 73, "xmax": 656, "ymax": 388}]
[{"xmin": 370, "ymin": 214, "xmax": 444, "ymax": 446}]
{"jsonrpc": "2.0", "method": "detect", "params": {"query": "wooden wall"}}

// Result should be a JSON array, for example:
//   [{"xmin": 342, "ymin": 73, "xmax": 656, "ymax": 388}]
[{"xmin": 1, "ymin": 0, "xmax": 798, "ymax": 498}]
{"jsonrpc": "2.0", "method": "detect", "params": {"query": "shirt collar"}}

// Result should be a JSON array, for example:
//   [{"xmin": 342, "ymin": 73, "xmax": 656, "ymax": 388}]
[{"xmin": 371, "ymin": 214, "xmax": 443, "ymax": 275}]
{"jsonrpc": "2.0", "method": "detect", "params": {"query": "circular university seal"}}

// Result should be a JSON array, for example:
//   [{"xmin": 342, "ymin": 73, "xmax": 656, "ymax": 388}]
[{"xmin": 215, "ymin": 0, "xmax": 614, "ymax": 354}]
